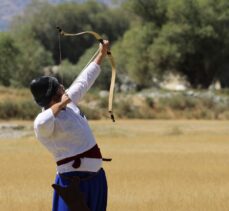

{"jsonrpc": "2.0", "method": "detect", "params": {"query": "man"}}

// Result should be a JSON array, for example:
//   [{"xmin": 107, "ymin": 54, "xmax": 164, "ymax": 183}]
[{"xmin": 30, "ymin": 40, "xmax": 110, "ymax": 211}]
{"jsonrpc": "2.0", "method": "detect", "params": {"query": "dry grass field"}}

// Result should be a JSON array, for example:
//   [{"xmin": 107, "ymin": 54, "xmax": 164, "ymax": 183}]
[{"xmin": 0, "ymin": 120, "xmax": 229, "ymax": 211}]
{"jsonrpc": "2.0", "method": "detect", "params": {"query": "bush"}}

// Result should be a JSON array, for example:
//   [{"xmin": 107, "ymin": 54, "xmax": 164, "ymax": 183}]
[
  {"xmin": 0, "ymin": 100, "xmax": 39, "ymax": 120},
  {"xmin": 0, "ymin": 86, "xmax": 229, "ymax": 120},
  {"xmin": 159, "ymin": 95, "xmax": 197, "ymax": 110},
  {"xmin": 78, "ymin": 105, "xmax": 101, "ymax": 120}
]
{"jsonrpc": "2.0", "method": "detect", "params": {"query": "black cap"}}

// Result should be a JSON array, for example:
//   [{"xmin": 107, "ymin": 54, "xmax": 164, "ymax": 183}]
[{"xmin": 30, "ymin": 76, "xmax": 60, "ymax": 107}]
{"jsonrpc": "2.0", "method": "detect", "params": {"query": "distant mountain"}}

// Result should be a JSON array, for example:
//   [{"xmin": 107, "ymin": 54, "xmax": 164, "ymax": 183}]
[{"xmin": 0, "ymin": 0, "xmax": 115, "ymax": 31}]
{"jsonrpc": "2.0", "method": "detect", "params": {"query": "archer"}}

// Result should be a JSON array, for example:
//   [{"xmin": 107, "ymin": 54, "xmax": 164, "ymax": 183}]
[{"xmin": 30, "ymin": 40, "xmax": 110, "ymax": 211}]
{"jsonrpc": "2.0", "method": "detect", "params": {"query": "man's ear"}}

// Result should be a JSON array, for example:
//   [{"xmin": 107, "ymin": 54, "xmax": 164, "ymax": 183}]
[
  {"xmin": 47, "ymin": 95, "xmax": 57, "ymax": 108},
  {"xmin": 51, "ymin": 93, "xmax": 60, "ymax": 103}
]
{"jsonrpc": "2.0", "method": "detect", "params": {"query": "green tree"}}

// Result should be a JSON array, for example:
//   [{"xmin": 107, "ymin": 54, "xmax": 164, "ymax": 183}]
[
  {"xmin": 113, "ymin": 23, "xmax": 158, "ymax": 89},
  {"xmin": 164, "ymin": 0, "xmax": 229, "ymax": 87},
  {"xmin": 123, "ymin": 0, "xmax": 229, "ymax": 88},
  {"xmin": 0, "ymin": 33, "xmax": 20, "ymax": 86},
  {"xmin": 11, "ymin": 1, "xmax": 130, "ymax": 65},
  {"xmin": 12, "ymin": 38, "xmax": 54, "ymax": 87},
  {"xmin": 124, "ymin": 0, "xmax": 168, "ymax": 27}
]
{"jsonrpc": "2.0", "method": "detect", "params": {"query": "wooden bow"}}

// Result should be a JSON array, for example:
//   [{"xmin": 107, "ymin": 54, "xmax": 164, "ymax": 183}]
[{"xmin": 57, "ymin": 27, "xmax": 116, "ymax": 122}]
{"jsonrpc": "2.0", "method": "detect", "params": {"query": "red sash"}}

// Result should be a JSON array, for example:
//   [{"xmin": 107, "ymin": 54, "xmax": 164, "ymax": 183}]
[{"xmin": 56, "ymin": 144, "xmax": 111, "ymax": 168}]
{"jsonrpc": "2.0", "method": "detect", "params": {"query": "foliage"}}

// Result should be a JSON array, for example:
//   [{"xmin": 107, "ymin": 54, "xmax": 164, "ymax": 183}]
[
  {"xmin": 1, "ymin": 0, "xmax": 229, "ymax": 90},
  {"xmin": 0, "ymin": 100, "xmax": 40, "ymax": 119},
  {"xmin": 0, "ymin": 33, "xmax": 20, "ymax": 86},
  {"xmin": 11, "ymin": 1, "xmax": 130, "ymax": 64},
  {"xmin": 13, "ymin": 38, "xmax": 54, "ymax": 87},
  {"xmin": 119, "ymin": 0, "xmax": 229, "ymax": 88},
  {"xmin": 0, "ymin": 32, "xmax": 53, "ymax": 87},
  {"xmin": 124, "ymin": 0, "xmax": 168, "ymax": 27},
  {"xmin": 78, "ymin": 105, "xmax": 101, "ymax": 120},
  {"xmin": 5, "ymin": 1, "xmax": 130, "ymax": 88},
  {"xmin": 0, "ymin": 86, "xmax": 228, "ymax": 120},
  {"xmin": 58, "ymin": 59, "xmax": 81, "ymax": 87},
  {"xmin": 113, "ymin": 23, "xmax": 158, "ymax": 89}
]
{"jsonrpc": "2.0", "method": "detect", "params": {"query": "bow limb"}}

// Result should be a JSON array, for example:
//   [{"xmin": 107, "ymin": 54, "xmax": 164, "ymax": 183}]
[
  {"xmin": 57, "ymin": 27, "xmax": 116, "ymax": 122},
  {"xmin": 107, "ymin": 53, "xmax": 116, "ymax": 122},
  {"xmin": 57, "ymin": 28, "xmax": 112, "ymax": 55}
]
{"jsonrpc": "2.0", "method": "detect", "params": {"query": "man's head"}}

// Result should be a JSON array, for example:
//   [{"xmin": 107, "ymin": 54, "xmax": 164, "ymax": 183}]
[{"xmin": 30, "ymin": 76, "xmax": 64, "ymax": 108}]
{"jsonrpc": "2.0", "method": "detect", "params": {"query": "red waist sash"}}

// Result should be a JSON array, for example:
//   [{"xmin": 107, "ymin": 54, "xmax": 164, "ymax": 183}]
[{"xmin": 56, "ymin": 144, "xmax": 111, "ymax": 169}]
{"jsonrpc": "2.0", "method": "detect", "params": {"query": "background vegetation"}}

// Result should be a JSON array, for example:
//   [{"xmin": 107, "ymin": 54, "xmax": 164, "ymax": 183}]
[
  {"xmin": 0, "ymin": 0, "xmax": 228, "ymax": 119},
  {"xmin": 0, "ymin": 86, "xmax": 228, "ymax": 120}
]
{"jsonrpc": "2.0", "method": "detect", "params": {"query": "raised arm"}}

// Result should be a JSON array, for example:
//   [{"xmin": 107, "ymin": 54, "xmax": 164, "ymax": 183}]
[{"xmin": 66, "ymin": 40, "xmax": 109, "ymax": 105}]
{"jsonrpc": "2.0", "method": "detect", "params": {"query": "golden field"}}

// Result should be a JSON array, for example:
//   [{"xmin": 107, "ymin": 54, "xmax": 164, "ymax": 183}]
[{"xmin": 0, "ymin": 120, "xmax": 229, "ymax": 211}]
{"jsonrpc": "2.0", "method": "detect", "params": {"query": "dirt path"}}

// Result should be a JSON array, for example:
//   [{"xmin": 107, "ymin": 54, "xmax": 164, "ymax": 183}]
[{"xmin": 0, "ymin": 122, "xmax": 33, "ymax": 139}]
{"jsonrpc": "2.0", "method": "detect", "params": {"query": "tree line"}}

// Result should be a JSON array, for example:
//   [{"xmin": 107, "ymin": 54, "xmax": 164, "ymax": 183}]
[{"xmin": 0, "ymin": 0, "xmax": 229, "ymax": 89}]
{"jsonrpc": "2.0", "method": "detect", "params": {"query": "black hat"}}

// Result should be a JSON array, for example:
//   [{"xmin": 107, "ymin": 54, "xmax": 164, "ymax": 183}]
[{"xmin": 30, "ymin": 76, "xmax": 60, "ymax": 107}]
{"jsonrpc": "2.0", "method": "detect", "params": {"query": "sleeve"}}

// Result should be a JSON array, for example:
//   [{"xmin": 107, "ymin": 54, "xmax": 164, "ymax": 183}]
[
  {"xmin": 34, "ymin": 108, "xmax": 55, "ymax": 138},
  {"xmin": 66, "ymin": 62, "xmax": 101, "ymax": 105}
]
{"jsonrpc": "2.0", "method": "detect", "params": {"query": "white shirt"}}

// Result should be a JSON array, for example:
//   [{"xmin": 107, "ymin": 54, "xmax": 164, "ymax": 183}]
[{"xmin": 34, "ymin": 62, "xmax": 102, "ymax": 173}]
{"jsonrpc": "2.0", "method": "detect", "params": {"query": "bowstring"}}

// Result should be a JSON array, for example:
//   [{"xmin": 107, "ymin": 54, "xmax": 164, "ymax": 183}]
[
  {"xmin": 69, "ymin": 47, "xmax": 100, "ymax": 88},
  {"xmin": 58, "ymin": 30, "xmax": 99, "ymax": 88},
  {"xmin": 57, "ymin": 29, "xmax": 115, "ymax": 121},
  {"xmin": 58, "ymin": 31, "xmax": 64, "ymax": 84}
]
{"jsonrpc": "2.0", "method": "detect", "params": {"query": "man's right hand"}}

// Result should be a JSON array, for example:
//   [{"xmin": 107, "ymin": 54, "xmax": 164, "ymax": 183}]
[
  {"xmin": 61, "ymin": 93, "xmax": 71, "ymax": 107},
  {"xmin": 51, "ymin": 93, "xmax": 71, "ymax": 117}
]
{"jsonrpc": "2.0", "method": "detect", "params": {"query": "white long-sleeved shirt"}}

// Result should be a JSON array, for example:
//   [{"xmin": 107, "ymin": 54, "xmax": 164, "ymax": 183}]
[{"xmin": 34, "ymin": 62, "xmax": 102, "ymax": 173}]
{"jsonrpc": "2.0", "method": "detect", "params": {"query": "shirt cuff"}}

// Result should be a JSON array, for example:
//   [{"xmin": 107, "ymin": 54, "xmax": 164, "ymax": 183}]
[{"xmin": 91, "ymin": 61, "xmax": 100, "ymax": 69}]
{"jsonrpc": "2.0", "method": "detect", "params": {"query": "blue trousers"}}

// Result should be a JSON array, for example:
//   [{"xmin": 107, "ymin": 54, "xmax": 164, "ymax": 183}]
[{"xmin": 52, "ymin": 168, "xmax": 107, "ymax": 211}]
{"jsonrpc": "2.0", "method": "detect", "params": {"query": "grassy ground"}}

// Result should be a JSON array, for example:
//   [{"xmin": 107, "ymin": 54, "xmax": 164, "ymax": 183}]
[{"xmin": 0, "ymin": 120, "xmax": 229, "ymax": 211}]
